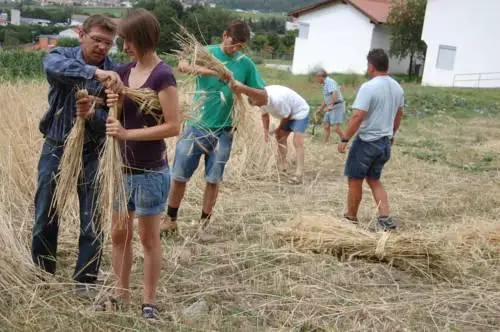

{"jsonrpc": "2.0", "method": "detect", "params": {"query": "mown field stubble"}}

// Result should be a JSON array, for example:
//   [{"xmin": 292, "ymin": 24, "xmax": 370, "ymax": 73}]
[{"xmin": 0, "ymin": 68, "xmax": 499, "ymax": 331}]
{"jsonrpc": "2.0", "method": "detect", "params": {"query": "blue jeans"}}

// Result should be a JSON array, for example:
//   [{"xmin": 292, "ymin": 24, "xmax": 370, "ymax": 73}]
[
  {"xmin": 283, "ymin": 115, "xmax": 310, "ymax": 133},
  {"xmin": 172, "ymin": 126, "xmax": 234, "ymax": 184},
  {"xmin": 344, "ymin": 136, "xmax": 392, "ymax": 180},
  {"xmin": 120, "ymin": 167, "xmax": 171, "ymax": 218},
  {"xmin": 32, "ymin": 139, "xmax": 103, "ymax": 284}
]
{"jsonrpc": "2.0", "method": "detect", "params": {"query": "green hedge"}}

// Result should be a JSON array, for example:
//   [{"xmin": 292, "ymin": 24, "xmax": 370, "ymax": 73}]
[
  {"xmin": 0, "ymin": 51, "xmax": 45, "ymax": 79},
  {"xmin": 0, "ymin": 51, "xmax": 179, "ymax": 81}
]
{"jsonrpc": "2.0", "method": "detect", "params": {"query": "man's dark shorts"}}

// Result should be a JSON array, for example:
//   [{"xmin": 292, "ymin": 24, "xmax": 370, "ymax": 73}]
[{"xmin": 344, "ymin": 136, "xmax": 392, "ymax": 180}]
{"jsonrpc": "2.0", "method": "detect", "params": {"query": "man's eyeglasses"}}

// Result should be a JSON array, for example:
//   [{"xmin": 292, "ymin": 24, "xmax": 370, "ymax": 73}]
[{"xmin": 85, "ymin": 33, "xmax": 114, "ymax": 48}]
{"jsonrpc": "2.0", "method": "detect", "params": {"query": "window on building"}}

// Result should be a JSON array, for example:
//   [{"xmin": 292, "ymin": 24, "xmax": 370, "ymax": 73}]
[
  {"xmin": 298, "ymin": 22, "xmax": 310, "ymax": 40},
  {"xmin": 436, "ymin": 45, "xmax": 457, "ymax": 71}
]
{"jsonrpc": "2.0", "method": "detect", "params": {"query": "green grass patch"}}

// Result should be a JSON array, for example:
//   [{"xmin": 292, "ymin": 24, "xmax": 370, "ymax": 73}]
[{"xmin": 78, "ymin": 6, "xmax": 127, "ymax": 17}]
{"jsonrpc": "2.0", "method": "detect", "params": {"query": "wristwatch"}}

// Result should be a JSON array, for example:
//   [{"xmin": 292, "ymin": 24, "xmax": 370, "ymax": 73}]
[{"xmin": 341, "ymin": 137, "xmax": 349, "ymax": 143}]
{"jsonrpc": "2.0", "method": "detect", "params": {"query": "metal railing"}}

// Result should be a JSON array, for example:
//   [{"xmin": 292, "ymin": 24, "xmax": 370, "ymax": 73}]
[{"xmin": 452, "ymin": 72, "xmax": 500, "ymax": 88}]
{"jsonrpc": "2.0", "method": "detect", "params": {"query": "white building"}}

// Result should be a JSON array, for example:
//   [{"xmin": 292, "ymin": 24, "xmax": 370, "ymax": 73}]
[
  {"xmin": 421, "ymin": 0, "xmax": 500, "ymax": 88},
  {"xmin": 289, "ymin": 0, "xmax": 410, "ymax": 75},
  {"xmin": 10, "ymin": 8, "xmax": 20, "ymax": 26},
  {"xmin": 59, "ymin": 27, "xmax": 81, "ymax": 39},
  {"xmin": 286, "ymin": 17, "xmax": 299, "ymax": 32}
]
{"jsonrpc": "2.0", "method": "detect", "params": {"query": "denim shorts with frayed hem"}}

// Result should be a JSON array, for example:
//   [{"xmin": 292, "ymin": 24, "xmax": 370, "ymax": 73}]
[
  {"xmin": 344, "ymin": 136, "xmax": 392, "ymax": 180},
  {"xmin": 324, "ymin": 103, "xmax": 345, "ymax": 125},
  {"xmin": 283, "ymin": 115, "xmax": 310, "ymax": 134},
  {"xmin": 115, "ymin": 167, "xmax": 171, "ymax": 218},
  {"xmin": 172, "ymin": 126, "xmax": 234, "ymax": 185}
]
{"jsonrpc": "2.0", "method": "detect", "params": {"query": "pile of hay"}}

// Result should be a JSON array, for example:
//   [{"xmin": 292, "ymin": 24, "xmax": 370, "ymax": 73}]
[{"xmin": 272, "ymin": 215, "xmax": 500, "ymax": 278}]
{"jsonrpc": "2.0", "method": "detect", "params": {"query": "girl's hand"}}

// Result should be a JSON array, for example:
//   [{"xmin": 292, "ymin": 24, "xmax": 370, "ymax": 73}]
[
  {"xmin": 106, "ymin": 117, "xmax": 128, "ymax": 140},
  {"xmin": 106, "ymin": 89, "xmax": 121, "ymax": 108}
]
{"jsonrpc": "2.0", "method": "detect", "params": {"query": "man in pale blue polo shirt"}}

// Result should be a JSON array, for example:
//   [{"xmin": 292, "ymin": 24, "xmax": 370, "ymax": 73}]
[
  {"xmin": 338, "ymin": 49, "xmax": 405, "ymax": 231},
  {"xmin": 316, "ymin": 69, "xmax": 345, "ymax": 143}
]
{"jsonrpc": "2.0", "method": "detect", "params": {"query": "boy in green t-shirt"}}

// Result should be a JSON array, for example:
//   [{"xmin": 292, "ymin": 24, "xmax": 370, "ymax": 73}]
[{"xmin": 161, "ymin": 20, "xmax": 268, "ymax": 241}]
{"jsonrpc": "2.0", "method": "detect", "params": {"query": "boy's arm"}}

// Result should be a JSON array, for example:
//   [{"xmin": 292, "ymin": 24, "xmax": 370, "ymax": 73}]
[
  {"xmin": 231, "ymin": 80, "xmax": 268, "ymax": 106},
  {"xmin": 228, "ymin": 58, "xmax": 269, "ymax": 106},
  {"xmin": 178, "ymin": 59, "xmax": 232, "ymax": 81}
]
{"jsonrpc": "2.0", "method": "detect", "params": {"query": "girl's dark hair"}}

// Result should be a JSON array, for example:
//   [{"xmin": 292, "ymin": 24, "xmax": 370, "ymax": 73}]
[{"xmin": 118, "ymin": 8, "xmax": 160, "ymax": 56}]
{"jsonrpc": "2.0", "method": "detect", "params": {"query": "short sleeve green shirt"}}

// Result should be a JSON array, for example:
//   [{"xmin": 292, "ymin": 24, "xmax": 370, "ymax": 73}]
[{"xmin": 187, "ymin": 45, "xmax": 266, "ymax": 130}]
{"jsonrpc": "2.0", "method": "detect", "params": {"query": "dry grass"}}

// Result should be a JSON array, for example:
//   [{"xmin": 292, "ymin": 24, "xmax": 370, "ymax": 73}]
[{"xmin": 0, "ymin": 81, "xmax": 499, "ymax": 331}]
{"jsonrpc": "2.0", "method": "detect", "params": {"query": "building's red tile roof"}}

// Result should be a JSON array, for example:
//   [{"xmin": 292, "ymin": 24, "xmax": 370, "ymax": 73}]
[{"xmin": 289, "ymin": 0, "xmax": 391, "ymax": 24}]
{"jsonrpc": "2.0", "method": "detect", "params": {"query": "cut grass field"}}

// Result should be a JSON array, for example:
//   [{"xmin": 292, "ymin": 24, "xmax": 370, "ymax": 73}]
[{"xmin": 0, "ymin": 69, "xmax": 499, "ymax": 331}]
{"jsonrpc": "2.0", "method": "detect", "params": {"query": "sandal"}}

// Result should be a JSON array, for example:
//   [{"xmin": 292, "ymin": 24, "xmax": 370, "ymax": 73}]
[
  {"xmin": 94, "ymin": 296, "xmax": 124, "ymax": 312},
  {"xmin": 287, "ymin": 176, "xmax": 303, "ymax": 185},
  {"xmin": 344, "ymin": 214, "xmax": 359, "ymax": 224},
  {"xmin": 142, "ymin": 303, "xmax": 159, "ymax": 320},
  {"xmin": 160, "ymin": 220, "xmax": 178, "ymax": 237}
]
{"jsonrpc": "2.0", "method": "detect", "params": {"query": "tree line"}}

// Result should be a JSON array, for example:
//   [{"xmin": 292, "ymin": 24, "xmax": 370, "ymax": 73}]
[
  {"xmin": 1, "ymin": 0, "xmax": 429, "ymax": 77},
  {"xmin": 185, "ymin": 0, "xmax": 316, "ymax": 13},
  {"xmin": 133, "ymin": 0, "xmax": 293, "ymax": 59}
]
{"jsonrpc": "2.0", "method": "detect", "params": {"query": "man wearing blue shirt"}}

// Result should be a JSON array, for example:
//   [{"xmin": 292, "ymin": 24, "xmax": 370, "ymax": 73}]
[
  {"xmin": 316, "ymin": 69, "xmax": 345, "ymax": 143},
  {"xmin": 32, "ymin": 15, "xmax": 122, "ymax": 296},
  {"xmin": 338, "ymin": 49, "xmax": 404, "ymax": 231}
]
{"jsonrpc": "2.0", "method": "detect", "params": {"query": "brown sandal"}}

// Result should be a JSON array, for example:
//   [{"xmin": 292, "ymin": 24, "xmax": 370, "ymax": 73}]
[{"xmin": 344, "ymin": 214, "xmax": 359, "ymax": 224}]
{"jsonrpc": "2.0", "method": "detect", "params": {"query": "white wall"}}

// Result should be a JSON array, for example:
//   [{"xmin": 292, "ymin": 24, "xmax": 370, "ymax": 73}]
[
  {"xmin": 291, "ymin": 3, "xmax": 374, "ymax": 75},
  {"xmin": 59, "ymin": 29, "xmax": 79, "ymax": 39},
  {"xmin": 421, "ymin": 0, "xmax": 500, "ymax": 88},
  {"xmin": 370, "ymin": 25, "xmax": 411, "ymax": 75}
]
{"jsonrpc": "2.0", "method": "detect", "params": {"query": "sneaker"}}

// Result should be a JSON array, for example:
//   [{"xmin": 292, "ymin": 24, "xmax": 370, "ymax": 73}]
[
  {"xmin": 378, "ymin": 216, "xmax": 397, "ymax": 231},
  {"xmin": 196, "ymin": 228, "xmax": 217, "ymax": 243},
  {"xmin": 142, "ymin": 304, "xmax": 159, "ymax": 320},
  {"xmin": 75, "ymin": 283, "xmax": 98, "ymax": 299}
]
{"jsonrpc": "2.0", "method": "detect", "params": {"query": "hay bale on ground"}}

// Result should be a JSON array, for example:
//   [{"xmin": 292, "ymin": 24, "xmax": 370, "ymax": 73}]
[{"xmin": 271, "ymin": 215, "xmax": 500, "ymax": 278}]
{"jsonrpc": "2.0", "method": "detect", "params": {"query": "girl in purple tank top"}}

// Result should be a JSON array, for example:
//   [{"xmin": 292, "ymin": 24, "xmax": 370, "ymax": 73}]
[{"xmin": 95, "ymin": 8, "xmax": 180, "ymax": 320}]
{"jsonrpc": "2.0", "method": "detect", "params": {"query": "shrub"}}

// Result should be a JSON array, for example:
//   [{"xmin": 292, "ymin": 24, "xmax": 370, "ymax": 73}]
[{"xmin": 56, "ymin": 38, "xmax": 80, "ymax": 48}]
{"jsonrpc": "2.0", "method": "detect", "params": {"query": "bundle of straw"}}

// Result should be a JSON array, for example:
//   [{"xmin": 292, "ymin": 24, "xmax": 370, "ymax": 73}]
[
  {"xmin": 123, "ymin": 87, "xmax": 163, "ymax": 123},
  {"xmin": 52, "ymin": 89, "xmax": 88, "ymax": 216},
  {"xmin": 272, "ymin": 215, "xmax": 452, "ymax": 278},
  {"xmin": 171, "ymin": 24, "xmax": 251, "ymax": 131},
  {"xmin": 122, "ymin": 86, "xmax": 196, "ymax": 124},
  {"xmin": 96, "ymin": 103, "xmax": 127, "ymax": 229}
]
